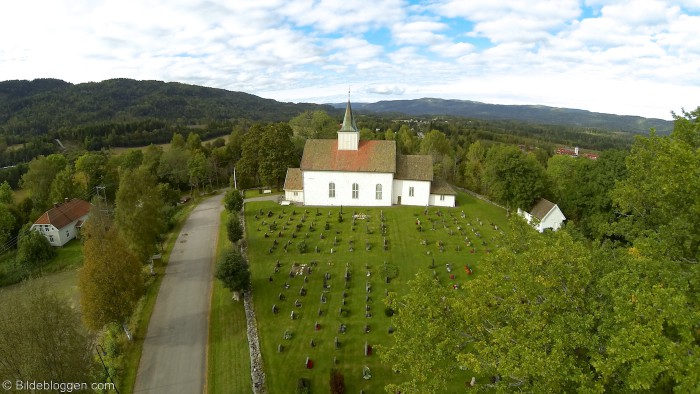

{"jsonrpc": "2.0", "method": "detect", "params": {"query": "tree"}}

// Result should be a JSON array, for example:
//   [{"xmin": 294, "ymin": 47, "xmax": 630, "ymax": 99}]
[
  {"xmin": 227, "ymin": 214, "xmax": 243, "ymax": 244},
  {"xmin": 482, "ymin": 145, "xmax": 547, "ymax": 210},
  {"xmin": 186, "ymin": 132, "xmax": 203, "ymax": 152},
  {"xmin": 170, "ymin": 132, "xmax": 186, "ymax": 149},
  {"xmin": 157, "ymin": 146, "xmax": 190, "ymax": 187},
  {"xmin": 215, "ymin": 249, "xmax": 250, "ymax": 293},
  {"xmin": 0, "ymin": 280, "xmax": 96, "ymax": 383},
  {"xmin": 397, "ymin": 125, "xmax": 415, "ymax": 154},
  {"xmin": 380, "ymin": 270, "xmax": 467, "ymax": 394},
  {"xmin": 15, "ymin": 226, "xmax": 56, "ymax": 270},
  {"xmin": 49, "ymin": 166, "xmax": 84, "ymax": 204},
  {"xmin": 119, "ymin": 149, "xmax": 144, "ymax": 171},
  {"xmin": 419, "ymin": 129, "xmax": 451, "ymax": 163},
  {"xmin": 115, "ymin": 168, "xmax": 166, "ymax": 262},
  {"xmin": 224, "ymin": 188, "xmax": 244, "ymax": 213},
  {"xmin": 20, "ymin": 154, "xmax": 68, "ymax": 212},
  {"xmin": 187, "ymin": 150, "xmax": 208, "ymax": 192},
  {"xmin": 0, "ymin": 204, "xmax": 15, "ymax": 246},
  {"xmin": 0, "ymin": 180, "xmax": 13, "ymax": 204},
  {"xmin": 79, "ymin": 216, "xmax": 143, "ymax": 339},
  {"xmin": 258, "ymin": 123, "xmax": 297, "ymax": 188},
  {"xmin": 610, "ymin": 109, "xmax": 700, "ymax": 262},
  {"xmin": 75, "ymin": 152, "xmax": 108, "ymax": 194},
  {"xmin": 462, "ymin": 141, "xmax": 486, "ymax": 193}
]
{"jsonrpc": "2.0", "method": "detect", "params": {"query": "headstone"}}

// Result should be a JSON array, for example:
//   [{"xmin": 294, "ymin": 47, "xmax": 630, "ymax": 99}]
[
  {"xmin": 305, "ymin": 357, "xmax": 313, "ymax": 369},
  {"xmin": 335, "ymin": 337, "xmax": 340, "ymax": 349},
  {"xmin": 272, "ymin": 304, "xmax": 278, "ymax": 314},
  {"xmin": 318, "ymin": 308, "xmax": 322, "ymax": 316},
  {"xmin": 310, "ymin": 339, "xmax": 315, "ymax": 347},
  {"xmin": 295, "ymin": 299, "xmax": 302, "ymax": 307},
  {"xmin": 388, "ymin": 326, "xmax": 395, "ymax": 334},
  {"xmin": 364, "ymin": 342, "xmax": 372, "ymax": 356},
  {"xmin": 278, "ymin": 293, "xmax": 284, "ymax": 301},
  {"xmin": 278, "ymin": 344, "xmax": 283, "ymax": 353},
  {"xmin": 290, "ymin": 311, "xmax": 295, "ymax": 320},
  {"xmin": 315, "ymin": 321, "xmax": 321, "ymax": 331}
]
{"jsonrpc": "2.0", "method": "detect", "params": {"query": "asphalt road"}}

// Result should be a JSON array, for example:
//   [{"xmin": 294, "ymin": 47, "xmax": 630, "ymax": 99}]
[{"xmin": 134, "ymin": 193, "xmax": 224, "ymax": 394}]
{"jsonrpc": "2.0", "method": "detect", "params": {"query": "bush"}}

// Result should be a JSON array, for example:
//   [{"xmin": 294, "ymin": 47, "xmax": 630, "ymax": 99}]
[
  {"xmin": 16, "ymin": 228, "xmax": 56, "ymax": 270},
  {"xmin": 215, "ymin": 250, "xmax": 250, "ymax": 292},
  {"xmin": 227, "ymin": 215, "xmax": 243, "ymax": 243},
  {"xmin": 224, "ymin": 189, "xmax": 244, "ymax": 212},
  {"xmin": 330, "ymin": 369, "xmax": 345, "ymax": 394}
]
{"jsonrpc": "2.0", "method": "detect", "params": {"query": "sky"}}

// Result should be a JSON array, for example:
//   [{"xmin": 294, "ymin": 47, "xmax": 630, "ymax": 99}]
[{"xmin": 1, "ymin": 1, "xmax": 699, "ymax": 120}]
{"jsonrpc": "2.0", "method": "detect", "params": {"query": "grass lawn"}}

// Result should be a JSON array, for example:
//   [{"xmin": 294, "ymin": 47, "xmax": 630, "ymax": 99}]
[
  {"xmin": 244, "ymin": 192, "xmax": 508, "ymax": 393},
  {"xmin": 207, "ymin": 209, "xmax": 252, "ymax": 394}
]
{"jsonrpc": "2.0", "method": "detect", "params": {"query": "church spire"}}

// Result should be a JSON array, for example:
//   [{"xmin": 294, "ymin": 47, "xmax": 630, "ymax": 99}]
[{"xmin": 339, "ymin": 90, "xmax": 358, "ymax": 132}]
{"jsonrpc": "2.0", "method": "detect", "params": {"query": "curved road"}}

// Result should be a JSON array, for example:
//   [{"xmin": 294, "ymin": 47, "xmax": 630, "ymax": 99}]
[{"xmin": 134, "ymin": 193, "xmax": 224, "ymax": 393}]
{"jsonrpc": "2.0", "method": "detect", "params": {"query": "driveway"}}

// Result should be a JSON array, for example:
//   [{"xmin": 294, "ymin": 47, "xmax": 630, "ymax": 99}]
[{"xmin": 134, "ymin": 193, "xmax": 224, "ymax": 393}]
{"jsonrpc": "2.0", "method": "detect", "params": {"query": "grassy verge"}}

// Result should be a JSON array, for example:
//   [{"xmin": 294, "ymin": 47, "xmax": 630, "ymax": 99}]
[
  {"xmin": 207, "ymin": 209, "xmax": 252, "ymax": 393},
  {"xmin": 244, "ymin": 192, "xmax": 509, "ymax": 392},
  {"xmin": 118, "ymin": 202, "xmax": 198, "ymax": 393}
]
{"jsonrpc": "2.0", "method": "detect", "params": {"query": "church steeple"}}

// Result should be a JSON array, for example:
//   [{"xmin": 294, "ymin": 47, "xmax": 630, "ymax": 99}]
[
  {"xmin": 337, "ymin": 90, "xmax": 359, "ymax": 150},
  {"xmin": 339, "ymin": 98, "xmax": 358, "ymax": 132}
]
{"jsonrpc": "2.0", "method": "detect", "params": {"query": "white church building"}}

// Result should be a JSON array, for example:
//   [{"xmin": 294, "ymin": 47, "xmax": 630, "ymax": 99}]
[{"xmin": 284, "ymin": 99, "xmax": 455, "ymax": 207}]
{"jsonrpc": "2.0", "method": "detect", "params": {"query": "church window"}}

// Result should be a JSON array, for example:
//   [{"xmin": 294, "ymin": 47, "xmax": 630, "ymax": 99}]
[
  {"xmin": 352, "ymin": 183, "xmax": 359, "ymax": 199},
  {"xmin": 409, "ymin": 186, "xmax": 414, "ymax": 197},
  {"xmin": 329, "ymin": 182, "xmax": 335, "ymax": 198},
  {"xmin": 375, "ymin": 184, "xmax": 382, "ymax": 200}
]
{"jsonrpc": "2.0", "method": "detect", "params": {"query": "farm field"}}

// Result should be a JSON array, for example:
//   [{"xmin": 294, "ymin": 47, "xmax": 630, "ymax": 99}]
[{"xmin": 244, "ymin": 192, "xmax": 508, "ymax": 393}]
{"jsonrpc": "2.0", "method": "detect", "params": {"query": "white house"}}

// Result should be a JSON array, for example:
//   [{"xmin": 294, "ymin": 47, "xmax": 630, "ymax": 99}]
[
  {"xmin": 284, "ymin": 99, "xmax": 456, "ymax": 207},
  {"xmin": 31, "ymin": 199, "xmax": 92, "ymax": 246},
  {"xmin": 517, "ymin": 198, "xmax": 566, "ymax": 232}
]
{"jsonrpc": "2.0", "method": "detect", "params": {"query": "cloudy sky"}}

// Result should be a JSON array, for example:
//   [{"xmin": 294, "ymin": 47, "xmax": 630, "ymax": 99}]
[{"xmin": 2, "ymin": 0, "xmax": 699, "ymax": 119}]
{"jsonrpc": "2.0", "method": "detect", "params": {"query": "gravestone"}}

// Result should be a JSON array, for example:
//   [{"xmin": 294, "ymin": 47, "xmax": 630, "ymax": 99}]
[
  {"xmin": 290, "ymin": 311, "xmax": 295, "ymax": 320},
  {"xmin": 338, "ymin": 324, "xmax": 346, "ymax": 334},
  {"xmin": 299, "ymin": 287, "xmax": 306, "ymax": 296},
  {"xmin": 318, "ymin": 308, "xmax": 322, "ymax": 316},
  {"xmin": 278, "ymin": 344, "xmax": 283, "ymax": 353},
  {"xmin": 283, "ymin": 330, "xmax": 292, "ymax": 339},
  {"xmin": 388, "ymin": 326, "xmax": 395, "ymax": 334},
  {"xmin": 310, "ymin": 339, "xmax": 315, "ymax": 347},
  {"xmin": 278, "ymin": 293, "xmax": 284, "ymax": 301},
  {"xmin": 320, "ymin": 294, "xmax": 327, "ymax": 303},
  {"xmin": 272, "ymin": 304, "xmax": 278, "ymax": 314},
  {"xmin": 295, "ymin": 299, "xmax": 302, "ymax": 307},
  {"xmin": 364, "ymin": 342, "xmax": 372, "ymax": 356},
  {"xmin": 334, "ymin": 337, "xmax": 340, "ymax": 349}
]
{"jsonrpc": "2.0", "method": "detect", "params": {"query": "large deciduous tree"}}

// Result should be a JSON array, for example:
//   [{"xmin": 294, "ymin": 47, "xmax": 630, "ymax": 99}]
[
  {"xmin": 49, "ymin": 166, "xmax": 84, "ymax": 204},
  {"xmin": 482, "ymin": 145, "xmax": 547, "ymax": 211},
  {"xmin": 15, "ymin": 225, "xmax": 56, "ymax": 270},
  {"xmin": 115, "ymin": 168, "xmax": 165, "ymax": 262},
  {"xmin": 610, "ymin": 108, "xmax": 700, "ymax": 262},
  {"xmin": 20, "ymin": 154, "xmax": 68, "ymax": 213},
  {"xmin": 75, "ymin": 152, "xmax": 108, "ymax": 194},
  {"xmin": 0, "ymin": 280, "xmax": 96, "ymax": 383},
  {"xmin": 79, "ymin": 212, "xmax": 143, "ymax": 339}
]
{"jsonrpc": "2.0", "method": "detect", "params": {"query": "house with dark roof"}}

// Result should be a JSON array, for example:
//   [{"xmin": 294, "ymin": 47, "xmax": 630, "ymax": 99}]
[
  {"xmin": 517, "ymin": 198, "xmax": 566, "ymax": 232},
  {"xmin": 30, "ymin": 198, "xmax": 92, "ymax": 246},
  {"xmin": 284, "ymin": 99, "xmax": 455, "ymax": 207}
]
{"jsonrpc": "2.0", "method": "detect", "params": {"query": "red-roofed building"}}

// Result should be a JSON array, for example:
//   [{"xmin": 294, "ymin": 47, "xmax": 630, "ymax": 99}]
[
  {"xmin": 31, "ymin": 199, "xmax": 92, "ymax": 246},
  {"xmin": 284, "ymin": 98, "xmax": 456, "ymax": 207}
]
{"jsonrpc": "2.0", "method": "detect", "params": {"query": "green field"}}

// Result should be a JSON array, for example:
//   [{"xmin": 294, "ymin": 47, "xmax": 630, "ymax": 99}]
[{"xmin": 245, "ymin": 193, "xmax": 508, "ymax": 393}]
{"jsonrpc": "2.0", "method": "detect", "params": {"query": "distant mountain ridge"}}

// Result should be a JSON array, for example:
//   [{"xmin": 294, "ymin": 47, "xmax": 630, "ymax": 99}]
[
  {"xmin": 332, "ymin": 98, "xmax": 673, "ymax": 134},
  {"xmin": 0, "ymin": 78, "xmax": 337, "ymax": 136}
]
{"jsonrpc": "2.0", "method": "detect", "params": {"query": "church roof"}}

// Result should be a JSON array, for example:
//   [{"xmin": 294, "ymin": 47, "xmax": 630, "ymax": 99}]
[
  {"xmin": 283, "ymin": 168, "xmax": 303, "ymax": 190},
  {"xmin": 529, "ymin": 198, "xmax": 557, "ymax": 220},
  {"xmin": 339, "ymin": 99, "xmax": 358, "ymax": 132},
  {"xmin": 430, "ymin": 179, "xmax": 456, "ymax": 195},
  {"xmin": 395, "ymin": 155, "xmax": 433, "ymax": 181},
  {"xmin": 300, "ymin": 139, "xmax": 396, "ymax": 173}
]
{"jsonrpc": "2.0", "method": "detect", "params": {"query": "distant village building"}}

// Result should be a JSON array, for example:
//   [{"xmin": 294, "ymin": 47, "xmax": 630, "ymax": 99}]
[
  {"xmin": 284, "ymin": 99, "xmax": 455, "ymax": 207},
  {"xmin": 31, "ymin": 199, "xmax": 92, "ymax": 246},
  {"xmin": 517, "ymin": 198, "xmax": 566, "ymax": 232},
  {"xmin": 555, "ymin": 146, "xmax": 599, "ymax": 160}
]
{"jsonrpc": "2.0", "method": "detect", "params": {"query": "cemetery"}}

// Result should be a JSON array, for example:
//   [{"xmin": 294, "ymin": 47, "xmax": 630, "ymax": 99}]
[{"xmin": 244, "ymin": 192, "xmax": 508, "ymax": 393}]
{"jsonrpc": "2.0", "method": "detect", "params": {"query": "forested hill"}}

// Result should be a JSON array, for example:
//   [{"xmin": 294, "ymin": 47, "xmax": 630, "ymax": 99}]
[
  {"xmin": 334, "ymin": 98, "xmax": 673, "ymax": 134},
  {"xmin": 0, "ymin": 78, "xmax": 337, "ymax": 137}
]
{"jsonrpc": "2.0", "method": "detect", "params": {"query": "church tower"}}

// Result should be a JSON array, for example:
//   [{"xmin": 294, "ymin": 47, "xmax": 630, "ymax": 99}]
[{"xmin": 337, "ymin": 97, "xmax": 359, "ymax": 150}]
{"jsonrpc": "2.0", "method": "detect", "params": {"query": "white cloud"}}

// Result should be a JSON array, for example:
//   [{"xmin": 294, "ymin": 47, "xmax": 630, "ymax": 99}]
[{"xmin": 0, "ymin": 0, "xmax": 698, "ymax": 119}]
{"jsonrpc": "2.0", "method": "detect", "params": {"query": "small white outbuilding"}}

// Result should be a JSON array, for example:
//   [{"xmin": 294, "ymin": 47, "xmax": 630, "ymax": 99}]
[{"xmin": 518, "ymin": 198, "xmax": 566, "ymax": 232}]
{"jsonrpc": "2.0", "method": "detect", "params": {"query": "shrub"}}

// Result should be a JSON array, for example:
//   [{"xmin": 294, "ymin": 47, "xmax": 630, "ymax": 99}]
[
  {"xmin": 215, "ymin": 250, "xmax": 250, "ymax": 292},
  {"xmin": 16, "ymin": 228, "xmax": 56, "ymax": 270},
  {"xmin": 224, "ymin": 189, "xmax": 244, "ymax": 212},
  {"xmin": 227, "ymin": 215, "xmax": 243, "ymax": 243}
]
